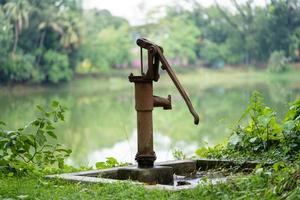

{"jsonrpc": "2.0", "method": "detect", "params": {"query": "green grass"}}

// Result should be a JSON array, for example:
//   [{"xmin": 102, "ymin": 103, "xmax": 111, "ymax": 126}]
[{"xmin": 0, "ymin": 173, "xmax": 283, "ymax": 200}]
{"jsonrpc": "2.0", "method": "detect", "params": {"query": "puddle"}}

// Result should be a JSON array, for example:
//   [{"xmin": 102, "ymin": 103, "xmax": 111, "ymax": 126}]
[{"xmin": 174, "ymin": 171, "xmax": 232, "ymax": 187}]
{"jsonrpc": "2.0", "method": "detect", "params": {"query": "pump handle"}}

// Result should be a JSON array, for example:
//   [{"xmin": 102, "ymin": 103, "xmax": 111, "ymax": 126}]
[
  {"xmin": 156, "ymin": 47, "xmax": 199, "ymax": 125},
  {"xmin": 136, "ymin": 38, "xmax": 199, "ymax": 125},
  {"xmin": 136, "ymin": 38, "xmax": 199, "ymax": 124}
]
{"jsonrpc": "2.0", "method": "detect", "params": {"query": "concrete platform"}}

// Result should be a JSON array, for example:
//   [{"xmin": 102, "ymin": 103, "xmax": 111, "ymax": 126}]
[
  {"xmin": 45, "ymin": 159, "xmax": 267, "ymax": 190},
  {"xmin": 118, "ymin": 166, "xmax": 174, "ymax": 185}
]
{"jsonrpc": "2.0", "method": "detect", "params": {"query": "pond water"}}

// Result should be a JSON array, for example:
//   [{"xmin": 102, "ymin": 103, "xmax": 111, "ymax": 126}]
[{"xmin": 0, "ymin": 69, "xmax": 299, "ymax": 167}]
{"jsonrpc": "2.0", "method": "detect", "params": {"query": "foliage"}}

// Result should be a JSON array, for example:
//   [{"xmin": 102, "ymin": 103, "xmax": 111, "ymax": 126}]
[
  {"xmin": 1, "ymin": 53, "xmax": 34, "ymax": 82},
  {"xmin": 0, "ymin": 0, "xmax": 300, "ymax": 82},
  {"xmin": 0, "ymin": 160, "xmax": 300, "ymax": 199},
  {"xmin": 3, "ymin": 0, "xmax": 32, "ymax": 53},
  {"xmin": 0, "ymin": 101, "xmax": 71, "ymax": 175},
  {"xmin": 159, "ymin": 16, "xmax": 200, "ymax": 66},
  {"xmin": 196, "ymin": 91, "xmax": 300, "ymax": 163},
  {"xmin": 42, "ymin": 50, "xmax": 72, "ymax": 83},
  {"xmin": 200, "ymin": 40, "xmax": 223, "ymax": 67},
  {"xmin": 139, "ymin": 15, "xmax": 200, "ymax": 66},
  {"xmin": 187, "ymin": 0, "xmax": 300, "ymax": 65},
  {"xmin": 95, "ymin": 157, "xmax": 129, "ymax": 169},
  {"xmin": 172, "ymin": 149, "xmax": 187, "ymax": 160},
  {"xmin": 0, "ymin": 0, "xmax": 81, "ymax": 84},
  {"xmin": 80, "ymin": 24, "xmax": 133, "ymax": 72},
  {"xmin": 194, "ymin": 91, "xmax": 300, "ymax": 198},
  {"xmin": 3, "ymin": 53, "xmax": 34, "ymax": 82},
  {"xmin": 268, "ymin": 51, "xmax": 290, "ymax": 73},
  {"xmin": 0, "ymin": 7, "xmax": 12, "ymax": 60},
  {"xmin": 290, "ymin": 27, "xmax": 300, "ymax": 61}
]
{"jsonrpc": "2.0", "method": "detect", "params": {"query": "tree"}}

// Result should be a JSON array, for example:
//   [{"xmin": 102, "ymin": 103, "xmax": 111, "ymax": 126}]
[
  {"xmin": 4, "ymin": 0, "xmax": 31, "ymax": 53},
  {"xmin": 267, "ymin": 0, "xmax": 300, "ymax": 58},
  {"xmin": 81, "ymin": 25, "xmax": 133, "ymax": 71},
  {"xmin": 0, "ymin": 7, "xmax": 12, "ymax": 58},
  {"xmin": 160, "ymin": 16, "xmax": 200, "ymax": 66},
  {"xmin": 37, "ymin": 7, "xmax": 63, "ymax": 49},
  {"xmin": 79, "ymin": 9, "xmax": 132, "ymax": 72},
  {"xmin": 139, "ymin": 11, "xmax": 200, "ymax": 66},
  {"xmin": 290, "ymin": 27, "xmax": 300, "ymax": 61}
]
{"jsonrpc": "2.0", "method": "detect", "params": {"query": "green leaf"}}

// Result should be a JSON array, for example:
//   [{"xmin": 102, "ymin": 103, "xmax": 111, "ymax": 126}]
[
  {"xmin": 7, "ymin": 172, "xmax": 14, "ymax": 177},
  {"xmin": 282, "ymin": 121, "xmax": 296, "ymax": 132},
  {"xmin": 195, "ymin": 147, "xmax": 209, "ymax": 157},
  {"xmin": 36, "ymin": 105, "xmax": 45, "ymax": 113},
  {"xmin": 46, "ymin": 131, "xmax": 57, "ymax": 139},
  {"xmin": 36, "ymin": 132, "xmax": 46, "ymax": 146},
  {"xmin": 249, "ymin": 137, "xmax": 257, "ymax": 143},
  {"xmin": 229, "ymin": 134, "xmax": 242, "ymax": 146},
  {"xmin": 95, "ymin": 161, "xmax": 106, "ymax": 169},
  {"xmin": 32, "ymin": 120, "xmax": 40, "ymax": 127},
  {"xmin": 52, "ymin": 101, "xmax": 59, "ymax": 108},
  {"xmin": 46, "ymin": 124, "xmax": 55, "ymax": 130},
  {"xmin": 106, "ymin": 157, "xmax": 118, "ymax": 166},
  {"xmin": 53, "ymin": 115, "xmax": 58, "ymax": 122},
  {"xmin": 57, "ymin": 157, "xmax": 64, "ymax": 169}
]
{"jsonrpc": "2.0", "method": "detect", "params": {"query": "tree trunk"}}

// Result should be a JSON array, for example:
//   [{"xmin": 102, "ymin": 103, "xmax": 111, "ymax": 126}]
[
  {"xmin": 36, "ymin": 31, "xmax": 46, "ymax": 65},
  {"xmin": 297, "ymin": 45, "xmax": 300, "ymax": 62},
  {"xmin": 39, "ymin": 31, "xmax": 45, "ymax": 49},
  {"xmin": 13, "ymin": 22, "xmax": 19, "ymax": 54}
]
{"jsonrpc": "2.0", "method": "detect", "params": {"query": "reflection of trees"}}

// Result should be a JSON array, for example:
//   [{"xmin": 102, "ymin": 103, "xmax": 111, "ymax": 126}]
[
  {"xmin": 268, "ymin": 80, "xmax": 297, "ymax": 108},
  {"xmin": 0, "ymin": 80, "xmax": 135, "ymax": 165},
  {"xmin": 62, "ymin": 91, "xmax": 135, "ymax": 164},
  {"xmin": 1, "ymin": 76, "xmax": 299, "ymax": 165},
  {"xmin": 191, "ymin": 82, "xmax": 300, "ymax": 148}
]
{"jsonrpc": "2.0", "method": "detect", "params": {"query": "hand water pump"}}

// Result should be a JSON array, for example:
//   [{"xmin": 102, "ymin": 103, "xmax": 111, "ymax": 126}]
[{"xmin": 129, "ymin": 38, "xmax": 199, "ymax": 168}]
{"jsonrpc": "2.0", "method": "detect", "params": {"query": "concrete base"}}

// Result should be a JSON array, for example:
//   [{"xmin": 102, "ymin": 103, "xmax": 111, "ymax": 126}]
[
  {"xmin": 118, "ymin": 166, "xmax": 174, "ymax": 185},
  {"xmin": 46, "ymin": 159, "xmax": 268, "ymax": 190}
]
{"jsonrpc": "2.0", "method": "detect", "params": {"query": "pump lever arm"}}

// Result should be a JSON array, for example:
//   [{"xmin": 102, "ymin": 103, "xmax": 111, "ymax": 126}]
[{"xmin": 156, "ymin": 47, "xmax": 200, "ymax": 125}]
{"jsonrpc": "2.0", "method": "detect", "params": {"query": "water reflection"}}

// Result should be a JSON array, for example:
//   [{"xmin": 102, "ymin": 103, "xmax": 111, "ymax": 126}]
[
  {"xmin": 0, "ymin": 73, "xmax": 299, "ymax": 166},
  {"xmin": 84, "ymin": 130, "xmax": 198, "ymax": 167}
]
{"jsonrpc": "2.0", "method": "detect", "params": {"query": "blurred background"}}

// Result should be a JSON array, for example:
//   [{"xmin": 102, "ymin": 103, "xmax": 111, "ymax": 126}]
[{"xmin": 0, "ymin": 0, "xmax": 300, "ymax": 166}]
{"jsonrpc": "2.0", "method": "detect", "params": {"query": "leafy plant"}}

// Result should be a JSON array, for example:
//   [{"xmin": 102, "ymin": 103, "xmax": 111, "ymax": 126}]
[
  {"xmin": 172, "ymin": 149, "xmax": 187, "ymax": 160},
  {"xmin": 281, "ymin": 100, "xmax": 300, "ymax": 157},
  {"xmin": 42, "ymin": 50, "xmax": 72, "ymax": 83},
  {"xmin": 0, "ymin": 101, "xmax": 71, "ymax": 175},
  {"xmin": 196, "ymin": 91, "xmax": 300, "ymax": 162},
  {"xmin": 95, "ymin": 157, "xmax": 128, "ymax": 169},
  {"xmin": 1, "ymin": 53, "xmax": 35, "ymax": 82}
]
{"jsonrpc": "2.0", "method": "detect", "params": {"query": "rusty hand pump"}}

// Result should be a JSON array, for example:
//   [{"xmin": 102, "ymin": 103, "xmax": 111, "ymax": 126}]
[{"xmin": 129, "ymin": 38, "xmax": 199, "ymax": 168}]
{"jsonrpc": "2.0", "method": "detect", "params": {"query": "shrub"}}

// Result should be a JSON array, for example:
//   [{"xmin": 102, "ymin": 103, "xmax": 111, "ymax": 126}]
[
  {"xmin": 201, "ymin": 40, "xmax": 224, "ymax": 68},
  {"xmin": 42, "ymin": 50, "xmax": 72, "ymax": 83},
  {"xmin": 267, "ymin": 51, "xmax": 290, "ymax": 73},
  {"xmin": 0, "ymin": 101, "xmax": 71, "ymax": 175},
  {"xmin": 1, "ymin": 53, "xmax": 35, "ymax": 82},
  {"xmin": 196, "ymin": 91, "xmax": 300, "ymax": 162}
]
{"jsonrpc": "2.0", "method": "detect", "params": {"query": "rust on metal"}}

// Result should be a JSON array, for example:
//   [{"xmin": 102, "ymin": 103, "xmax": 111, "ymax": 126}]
[{"xmin": 129, "ymin": 38, "xmax": 200, "ymax": 168}]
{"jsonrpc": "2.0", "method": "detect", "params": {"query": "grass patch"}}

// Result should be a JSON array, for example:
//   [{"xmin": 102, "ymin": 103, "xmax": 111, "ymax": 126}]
[{"xmin": 0, "ymin": 173, "xmax": 292, "ymax": 200}]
